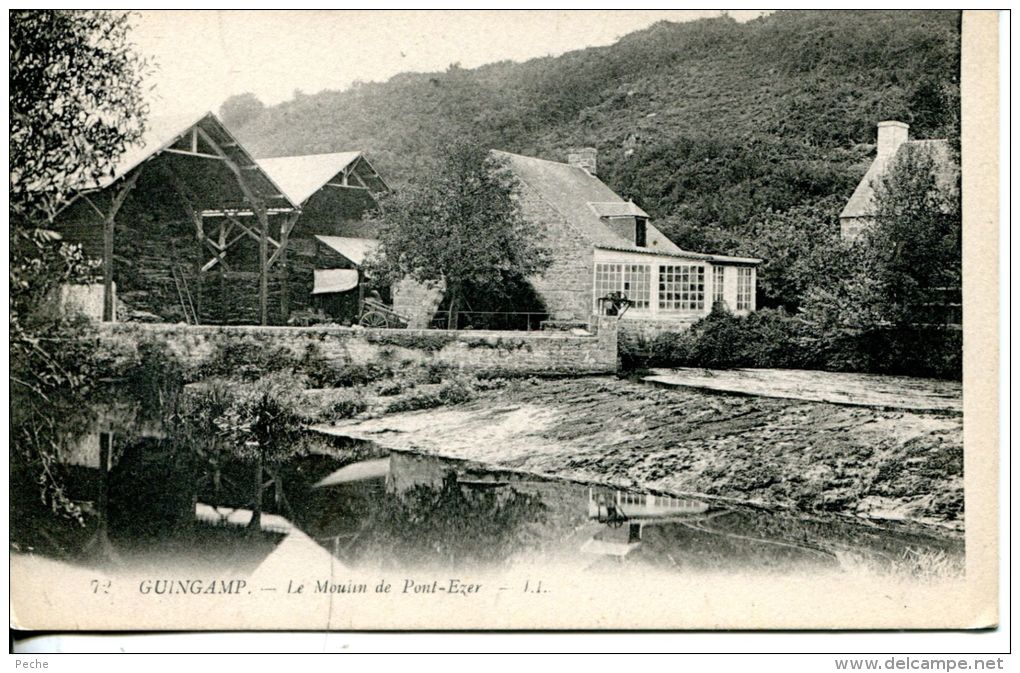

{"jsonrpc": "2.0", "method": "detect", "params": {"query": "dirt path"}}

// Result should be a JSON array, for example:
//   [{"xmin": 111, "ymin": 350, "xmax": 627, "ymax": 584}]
[{"xmin": 320, "ymin": 376, "xmax": 963, "ymax": 531}]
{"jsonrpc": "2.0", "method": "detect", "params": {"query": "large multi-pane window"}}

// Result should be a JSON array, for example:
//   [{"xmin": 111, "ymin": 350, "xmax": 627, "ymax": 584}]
[
  {"xmin": 594, "ymin": 263, "xmax": 650, "ymax": 309},
  {"xmin": 736, "ymin": 267, "xmax": 753, "ymax": 310},
  {"xmin": 658, "ymin": 264, "xmax": 705, "ymax": 312},
  {"xmin": 712, "ymin": 266, "xmax": 726, "ymax": 306}
]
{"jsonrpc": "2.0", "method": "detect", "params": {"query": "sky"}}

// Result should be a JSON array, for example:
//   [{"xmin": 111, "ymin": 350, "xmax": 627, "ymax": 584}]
[{"xmin": 130, "ymin": 10, "xmax": 770, "ymax": 118}]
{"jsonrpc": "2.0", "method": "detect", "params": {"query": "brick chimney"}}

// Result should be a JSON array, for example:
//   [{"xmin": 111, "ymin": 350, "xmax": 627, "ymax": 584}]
[
  {"xmin": 568, "ymin": 147, "xmax": 597, "ymax": 176},
  {"xmin": 877, "ymin": 120, "xmax": 909, "ymax": 160}
]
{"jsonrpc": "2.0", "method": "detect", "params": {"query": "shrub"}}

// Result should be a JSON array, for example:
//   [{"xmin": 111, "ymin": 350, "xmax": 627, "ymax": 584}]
[
  {"xmin": 200, "ymin": 336, "xmax": 297, "ymax": 381},
  {"xmin": 385, "ymin": 375, "xmax": 479, "ymax": 413},
  {"xmin": 321, "ymin": 391, "xmax": 369, "ymax": 421},
  {"xmin": 632, "ymin": 304, "xmax": 959, "ymax": 379}
]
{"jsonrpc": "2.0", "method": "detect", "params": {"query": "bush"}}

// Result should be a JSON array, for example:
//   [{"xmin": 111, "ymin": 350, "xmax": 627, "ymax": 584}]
[
  {"xmin": 319, "ymin": 391, "xmax": 369, "ymax": 421},
  {"xmin": 200, "ymin": 336, "xmax": 297, "ymax": 381},
  {"xmin": 633, "ymin": 305, "xmax": 960, "ymax": 379},
  {"xmin": 643, "ymin": 306, "xmax": 807, "ymax": 370},
  {"xmin": 385, "ymin": 374, "xmax": 479, "ymax": 413}
]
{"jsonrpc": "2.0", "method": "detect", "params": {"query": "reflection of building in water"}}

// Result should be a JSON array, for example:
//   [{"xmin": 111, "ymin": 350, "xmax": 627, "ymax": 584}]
[
  {"xmin": 587, "ymin": 487, "xmax": 708, "ymax": 523},
  {"xmin": 583, "ymin": 487, "xmax": 710, "ymax": 558}
]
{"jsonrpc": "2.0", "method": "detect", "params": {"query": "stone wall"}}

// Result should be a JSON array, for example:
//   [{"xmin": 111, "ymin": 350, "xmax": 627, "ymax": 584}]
[
  {"xmin": 98, "ymin": 317, "xmax": 618, "ymax": 377},
  {"xmin": 517, "ymin": 180, "xmax": 594, "ymax": 321}
]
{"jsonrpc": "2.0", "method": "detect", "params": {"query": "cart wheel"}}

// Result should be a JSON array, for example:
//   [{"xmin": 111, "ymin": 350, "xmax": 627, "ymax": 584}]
[{"xmin": 359, "ymin": 311, "xmax": 389, "ymax": 328}]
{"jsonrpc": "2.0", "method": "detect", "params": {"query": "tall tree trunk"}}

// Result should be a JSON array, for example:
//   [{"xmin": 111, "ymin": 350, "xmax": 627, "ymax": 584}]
[{"xmin": 446, "ymin": 281, "xmax": 460, "ymax": 330}]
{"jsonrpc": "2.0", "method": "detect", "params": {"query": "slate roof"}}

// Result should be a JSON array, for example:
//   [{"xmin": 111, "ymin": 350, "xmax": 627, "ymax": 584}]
[
  {"xmin": 841, "ymin": 139, "xmax": 958, "ymax": 220},
  {"xmin": 494, "ymin": 150, "xmax": 684, "ymax": 255},
  {"xmin": 495, "ymin": 150, "xmax": 759, "ymax": 264},
  {"xmin": 258, "ymin": 151, "xmax": 364, "ymax": 206}
]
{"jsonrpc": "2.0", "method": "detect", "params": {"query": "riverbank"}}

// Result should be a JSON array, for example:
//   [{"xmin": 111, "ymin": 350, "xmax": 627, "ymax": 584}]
[{"xmin": 319, "ymin": 373, "xmax": 963, "ymax": 532}]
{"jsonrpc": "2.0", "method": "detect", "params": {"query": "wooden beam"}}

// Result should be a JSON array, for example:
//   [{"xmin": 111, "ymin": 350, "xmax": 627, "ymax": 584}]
[
  {"xmin": 102, "ymin": 170, "xmax": 141, "ymax": 321},
  {"xmin": 80, "ymin": 193, "xmax": 109, "ymax": 222},
  {"xmin": 259, "ymin": 207, "xmax": 269, "ymax": 325},
  {"xmin": 325, "ymin": 183, "xmax": 369, "ymax": 190},
  {"xmin": 346, "ymin": 168, "xmax": 371, "ymax": 190},
  {"xmin": 194, "ymin": 124, "xmax": 274, "ymax": 325},
  {"xmin": 201, "ymin": 230, "xmax": 246, "ymax": 272},
  {"xmin": 266, "ymin": 211, "xmax": 301, "ymax": 269},
  {"xmin": 163, "ymin": 148, "xmax": 225, "ymax": 160},
  {"xmin": 226, "ymin": 214, "xmax": 281, "ymax": 250}
]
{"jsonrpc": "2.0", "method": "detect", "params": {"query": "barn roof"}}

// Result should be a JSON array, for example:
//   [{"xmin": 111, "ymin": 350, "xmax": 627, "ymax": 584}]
[
  {"xmin": 841, "ymin": 139, "xmax": 958, "ymax": 220},
  {"xmin": 70, "ymin": 111, "xmax": 295, "ymax": 215},
  {"xmin": 493, "ymin": 150, "xmax": 688, "ymax": 257},
  {"xmin": 314, "ymin": 235, "xmax": 380, "ymax": 267},
  {"xmin": 258, "ymin": 152, "xmax": 363, "ymax": 205}
]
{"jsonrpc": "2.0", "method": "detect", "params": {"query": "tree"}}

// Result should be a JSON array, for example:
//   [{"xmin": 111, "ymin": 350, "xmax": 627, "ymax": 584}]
[
  {"xmin": 11, "ymin": 10, "xmax": 150, "ymax": 326},
  {"xmin": 868, "ymin": 142, "xmax": 961, "ymax": 326},
  {"xmin": 798, "ymin": 142, "xmax": 962, "ymax": 376},
  {"xmin": 367, "ymin": 140, "xmax": 551, "ymax": 327},
  {"xmin": 10, "ymin": 10, "xmax": 149, "ymax": 515},
  {"xmin": 219, "ymin": 92, "xmax": 266, "ymax": 130},
  {"xmin": 737, "ymin": 195, "xmax": 845, "ymax": 310},
  {"xmin": 11, "ymin": 10, "xmax": 149, "ymax": 225}
]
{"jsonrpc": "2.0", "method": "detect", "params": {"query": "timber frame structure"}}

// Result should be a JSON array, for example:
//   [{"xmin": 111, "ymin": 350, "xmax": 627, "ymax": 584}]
[{"xmin": 56, "ymin": 112, "xmax": 299, "ymax": 325}]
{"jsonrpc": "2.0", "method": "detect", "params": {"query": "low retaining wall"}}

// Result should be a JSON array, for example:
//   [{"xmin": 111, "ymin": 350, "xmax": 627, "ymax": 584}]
[{"xmin": 98, "ymin": 318, "xmax": 618, "ymax": 377}]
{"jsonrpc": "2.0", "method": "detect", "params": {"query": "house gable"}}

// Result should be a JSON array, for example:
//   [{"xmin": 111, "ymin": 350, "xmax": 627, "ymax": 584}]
[{"xmin": 840, "ymin": 121, "xmax": 958, "ymax": 241}]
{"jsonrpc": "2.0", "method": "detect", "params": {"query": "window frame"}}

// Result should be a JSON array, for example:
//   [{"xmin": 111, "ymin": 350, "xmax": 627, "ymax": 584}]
[
  {"xmin": 594, "ymin": 262, "xmax": 651, "ymax": 310},
  {"xmin": 712, "ymin": 265, "xmax": 726, "ymax": 306},
  {"xmin": 736, "ymin": 267, "xmax": 753, "ymax": 310},
  {"xmin": 658, "ymin": 263, "xmax": 706, "ymax": 312}
]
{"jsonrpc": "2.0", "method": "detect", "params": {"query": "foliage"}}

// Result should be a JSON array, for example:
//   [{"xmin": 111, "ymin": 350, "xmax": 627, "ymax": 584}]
[
  {"xmin": 639, "ymin": 304, "xmax": 960, "ymax": 379},
  {"xmin": 385, "ymin": 375, "xmax": 479, "ymax": 413},
  {"xmin": 366, "ymin": 140, "xmax": 552, "ymax": 326},
  {"xmin": 10, "ymin": 10, "xmax": 149, "ymax": 518},
  {"xmin": 219, "ymin": 92, "xmax": 266, "ymax": 130},
  {"xmin": 10, "ymin": 10, "xmax": 150, "ymax": 224},
  {"xmin": 9, "ymin": 317, "xmax": 105, "ymax": 519},
  {"xmin": 120, "ymin": 337, "xmax": 188, "ymax": 422},
  {"xmin": 354, "ymin": 473, "xmax": 547, "ymax": 567},
  {"xmin": 365, "ymin": 330, "xmax": 456, "ymax": 352},
  {"xmin": 868, "ymin": 143, "xmax": 962, "ymax": 326},
  {"xmin": 229, "ymin": 11, "xmax": 959, "ymax": 242},
  {"xmin": 214, "ymin": 371, "xmax": 310, "ymax": 465},
  {"xmin": 737, "ymin": 196, "xmax": 845, "ymax": 310},
  {"xmin": 199, "ymin": 336, "xmax": 299, "ymax": 382},
  {"xmin": 645, "ymin": 306, "xmax": 809, "ymax": 370}
]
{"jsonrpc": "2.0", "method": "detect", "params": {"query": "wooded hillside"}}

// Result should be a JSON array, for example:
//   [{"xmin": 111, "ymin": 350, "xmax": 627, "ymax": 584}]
[{"xmin": 225, "ymin": 10, "xmax": 960, "ymax": 255}]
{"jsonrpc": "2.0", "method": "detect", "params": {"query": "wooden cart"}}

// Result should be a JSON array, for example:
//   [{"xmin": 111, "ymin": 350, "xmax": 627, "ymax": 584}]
[{"xmin": 358, "ymin": 297, "xmax": 409, "ymax": 328}]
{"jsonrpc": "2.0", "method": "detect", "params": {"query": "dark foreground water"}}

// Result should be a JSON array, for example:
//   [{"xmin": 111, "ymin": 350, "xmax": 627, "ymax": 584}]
[{"xmin": 10, "ymin": 409, "xmax": 964, "ymax": 582}]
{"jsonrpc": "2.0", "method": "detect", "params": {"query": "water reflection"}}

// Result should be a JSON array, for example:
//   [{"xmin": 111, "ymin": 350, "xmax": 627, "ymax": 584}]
[{"xmin": 10, "ymin": 418, "xmax": 964, "ymax": 581}]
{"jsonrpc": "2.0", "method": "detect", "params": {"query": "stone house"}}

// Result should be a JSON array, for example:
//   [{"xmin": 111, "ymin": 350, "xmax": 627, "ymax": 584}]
[
  {"xmin": 839, "ymin": 120, "xmax": 961, "ymax": 326},
  {"xmin": 497, "ymin": 148, "xmax": 760, "ymax": 335},
  {"xmin": 840, "ymin": 120, "xmax": 959, "ymax": 241}
]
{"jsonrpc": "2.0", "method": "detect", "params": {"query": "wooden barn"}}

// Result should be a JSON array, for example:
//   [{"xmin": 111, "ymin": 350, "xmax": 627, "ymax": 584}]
[
  {"xmin": 50, "ymin": 113, "xmax": 388, "ymax": 326},
  {"xmin": 256, "ymin": 152, "xmax": 388, "ymax": 324}
]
